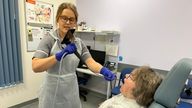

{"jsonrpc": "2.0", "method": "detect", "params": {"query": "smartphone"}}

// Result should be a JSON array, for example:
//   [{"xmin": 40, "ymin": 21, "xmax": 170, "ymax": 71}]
[
  {"xmin": 67, "ymin": 29, "xmax": 75, "ymax": 35},
  {"xmin": 61, "ymin": 29, "xmax": 75, "ymax": 44}
]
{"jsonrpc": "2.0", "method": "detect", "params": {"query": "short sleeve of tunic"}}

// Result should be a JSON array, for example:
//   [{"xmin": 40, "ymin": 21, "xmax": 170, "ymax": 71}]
[
  {"xmin": 76, "ymin": 37, "xmax": 91, "ymax": 62},
  {"xmin": 33, "ymin": 33, "xmax": 55, "ymax": 58}
]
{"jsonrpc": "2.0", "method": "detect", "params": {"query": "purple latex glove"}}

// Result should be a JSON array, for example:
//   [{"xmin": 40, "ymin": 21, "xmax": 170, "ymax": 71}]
[
  {"xmin": 100, "ymin": 67, "xmax": 116, "ymax": 81},
  {"xmin": 55, "ymin": 43, "xmax": 77, "ymax": 61}
]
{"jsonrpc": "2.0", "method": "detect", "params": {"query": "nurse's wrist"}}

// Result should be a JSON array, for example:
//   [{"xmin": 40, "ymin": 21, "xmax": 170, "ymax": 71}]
[
  {"xmin": 55, "ymin": 54, "xmax": 61, "ymax": 61},
  {"xmin": 51, "ymin": 55, "xmax": 58, "ymax": 63}
]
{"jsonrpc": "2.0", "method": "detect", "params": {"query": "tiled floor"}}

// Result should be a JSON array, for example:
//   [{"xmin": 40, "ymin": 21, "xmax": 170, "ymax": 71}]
[{"xmin": 11, "ymin": 91, "xmax": 106, "ymax": 108}]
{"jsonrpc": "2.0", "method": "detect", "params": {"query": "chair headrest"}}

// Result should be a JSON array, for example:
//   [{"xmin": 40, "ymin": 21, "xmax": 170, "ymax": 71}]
[
  {"xmin": 150, "ymin": 58, "xmax": 192, "ymax": 108},
  {"xmin": 120, "ymin": 68, "xmax": 134, "ymax": 83}
]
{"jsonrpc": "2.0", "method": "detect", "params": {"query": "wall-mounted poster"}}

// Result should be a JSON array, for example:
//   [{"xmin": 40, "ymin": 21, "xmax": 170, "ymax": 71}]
[
  {"xmin": 26, "ymin": 0, "xmax": 54, "ymax": 25},
  {"xmin": 27, "ymin": 26, "xmax": 53, "ymax": 51},
  {"xmin": 25, "ymin": 0, "xmax": 54, "ymax": 51}
]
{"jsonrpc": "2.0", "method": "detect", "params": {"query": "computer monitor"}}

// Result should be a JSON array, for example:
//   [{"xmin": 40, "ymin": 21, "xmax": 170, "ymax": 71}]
[
  {"xmin": 78, "ymin": 49, "xmax": 106, "ymax": 68},
  {"xmin": 89, "ymin": 49, "xmax": 106, "ymax": 66}
]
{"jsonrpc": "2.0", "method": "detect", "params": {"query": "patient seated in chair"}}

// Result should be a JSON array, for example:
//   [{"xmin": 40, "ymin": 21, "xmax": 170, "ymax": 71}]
[{"xmin": 99, "ymin": 66, "xmax": 162, "ymax": 108}]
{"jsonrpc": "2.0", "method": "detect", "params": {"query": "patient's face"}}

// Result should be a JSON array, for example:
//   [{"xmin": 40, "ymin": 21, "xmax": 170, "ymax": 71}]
[{"xmin": 120, "ymin": 73, "xmax": 136, "ymax": 98}]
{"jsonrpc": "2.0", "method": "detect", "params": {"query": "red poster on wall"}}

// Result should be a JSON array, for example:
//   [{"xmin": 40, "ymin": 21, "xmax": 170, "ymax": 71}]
[{"xmin": 26, "ymin": 0, "xmax": 36, "ymax": 4}]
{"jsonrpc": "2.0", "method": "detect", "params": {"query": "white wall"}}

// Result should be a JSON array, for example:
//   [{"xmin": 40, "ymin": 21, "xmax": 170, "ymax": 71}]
[
  {"xmin": 0, "ymin": 0, "xmax": 75, "ymax": 108},
  {"xmin": 77, "ymin": 0, "xmax": 192, "ymax": 70}
]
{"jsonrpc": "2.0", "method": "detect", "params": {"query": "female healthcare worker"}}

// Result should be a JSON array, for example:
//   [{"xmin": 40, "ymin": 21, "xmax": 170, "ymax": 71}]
[{"xmin": 32, "ymin": 2, "xmax": 116, "ymax": 108}]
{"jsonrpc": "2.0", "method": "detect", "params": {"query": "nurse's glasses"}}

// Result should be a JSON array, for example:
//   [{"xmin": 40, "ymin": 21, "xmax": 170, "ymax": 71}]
[{"xmin": 59, "ymin": 16, "xmax": 76, "ymax": 24}]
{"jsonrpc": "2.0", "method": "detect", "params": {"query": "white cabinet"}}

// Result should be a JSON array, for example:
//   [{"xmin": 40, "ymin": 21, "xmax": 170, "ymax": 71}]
[{"xmin": 75, "ymin": 30, "xmax": 119, "ymax": 50}]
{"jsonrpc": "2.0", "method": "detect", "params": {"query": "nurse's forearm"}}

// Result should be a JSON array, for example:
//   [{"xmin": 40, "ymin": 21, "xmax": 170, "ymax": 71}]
[
  {"xmin": 32, "ymin": 55, "xmax": 57, "ymax": 72},
  {"xmin": 86, "ymin": 57, "xmax": 103, "ymax": 73}
]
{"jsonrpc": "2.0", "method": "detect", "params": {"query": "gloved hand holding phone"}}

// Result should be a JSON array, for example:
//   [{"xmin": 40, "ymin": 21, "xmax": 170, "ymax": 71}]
[
  {"xmin": 100, "ymin": 67, "xmax": 116, "ymax": 81},
  {"xmin": 55, "ymin": 43, "xmax": 77, "ymax": 61}
]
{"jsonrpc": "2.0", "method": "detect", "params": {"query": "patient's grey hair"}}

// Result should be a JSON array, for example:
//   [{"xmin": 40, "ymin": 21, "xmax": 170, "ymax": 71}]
[{"xmin": 131, "ymin": 66, "xmax": 162, "ymax": 107}]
